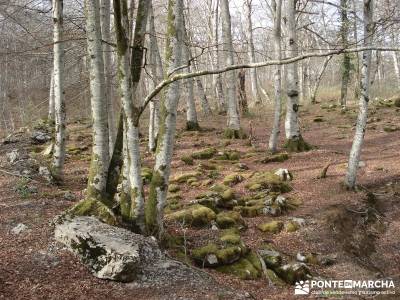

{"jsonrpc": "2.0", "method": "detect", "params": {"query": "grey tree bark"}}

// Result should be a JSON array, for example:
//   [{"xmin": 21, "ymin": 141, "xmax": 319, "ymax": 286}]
[
  {"xmin": 51, "ymin": 0, "xmax": 66, "ymax": 179},
  {"xmin": 340, "ymin": 0, "xmax": 351, "ymax": 107},
  {"xmin": 268, "ymin": 0, "xmax": 282, "ymax": 153},
  {"xmin": 221, "ymin": 0, "xmax": 241, "ymax": 138},
  {"xmin": 345, "ymin": 0, "xmax": 374, "ymax": 189}
]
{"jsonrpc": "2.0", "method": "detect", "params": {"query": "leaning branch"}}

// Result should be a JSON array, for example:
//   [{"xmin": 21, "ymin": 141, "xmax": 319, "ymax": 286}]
[{"xmin": 138, "ymin": 46, "xmax": 400, "ymax": 116}]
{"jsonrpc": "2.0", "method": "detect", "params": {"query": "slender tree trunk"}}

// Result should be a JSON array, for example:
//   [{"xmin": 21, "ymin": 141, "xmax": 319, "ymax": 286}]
[
  {"xmin": 268, "ymin": 0, "xmax": 282, "ymax": 153},
  {"xmin": 345, "ymin": 0, "xmax": 374, "ymax": 189},
  {"xmin": 51, "ymin": 0, "xmax": 66, "ymax": 179},
  {"xmin": 238, "ymin": 69, "xmax": 249, "ymax": 114},
  {"xmin": 352, "ymin": 0, "xmax": 361, "ymax": 101},
  {"xmin": 145, "ymin": 0, "xmax": 185, "ymax": 237},
  {"xmin": 147, "ymin": 1, "xmax": 162, "ymax": 152},
  {"xmin": 221, "ymin": 0, "xmax": 242, "ymax": 138},
  {"xmin": 244, "ymin": 0, "xmax": 262, "ymax": 105},
  {"xmin": 310, "ymin": 56, "xmax": 332, "ymax": 103},
  {"xmin": 48, "ymin": 71, "xmax": 55, "ymax": 122},
  {"xmin": 284, "ymin": 0, "xmax": 309, "ymax": 152},
  {"xmin": 101, "ymin": 0, "xmax": 116, "ymax": 154},
  {"xmin": 85, "ymin": 0, "xmax": 110, "ymax": 204},
  {"xmin": 114, "ymin": 0, "xmax": 149, "ymax": 231},
  {"xmin": 195, "ymin": 77, "xmax": 212, "ymax": 115},
  {"xmin": 340, "ymin": 0, "xmax": 351, "ymax": 107}
]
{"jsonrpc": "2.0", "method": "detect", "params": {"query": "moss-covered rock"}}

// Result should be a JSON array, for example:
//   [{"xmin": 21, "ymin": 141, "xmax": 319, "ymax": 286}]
[
  {"xmin": 197, "ymin": 162, "xmax": 217, "ymax": 171},
  {"xmin": 67, "ymin": 198, "xmax": 117, "ymax": 226},
  {"xmin": 223, "ymin": 173, "xmax": 244, "ymax": 186},
  {"xmin": 191, "ymin": 147, "xmax": 217, "ymax": 159},
  {"xmin": 168, "ymin": 184, "xmax": 180, "ymax": 193},
  {"xmin": 216, "ymin": 211, "xmax": 246, "ymax": 229},
  {"xmin": 266, "ymin": 269, "xmax": 285, "ymax": 285},
  {"xmin": 285, "ymin": 221, "xmax": 300, "ymax": 232},
  {"xmin": 221, "ymin": 188, "xmax": 234, "ymax": 201},
  {"xmin": 171, "ymin": 172, "xmax": 200, "ymax": 183},
  {"xmin": 166, "ymin": 205, "xmax": 216, "ymax": 227},
  {"xmin": 258, "ymin": 221, "xmax": 284, "ymax": 233},
  {"xmin": 210, "ymin": 184, "xmax": 229, "ymax": 193},
  {"xmin": 216, "ymin": 252, "xmax": 262, "ymax": 279},
  {"xmin": 181, "ymin": 155, "xmax": 194, "ymax": 165},
  {"xmin": 191, "ymin": 243, "xmax": 245, "ymax": 267},
  {"xmin": 245, "ymin": 172, "xmax": 291, "ymax": 193},
  {"xmin": 261, "ymin": 153, "xmax": 289, "ymax": 164},
  {"xmin": 215, "ymin": 150, "xmax": 241, "ymax": 161},
  {"xmin": 259, "ymin": 249, "xmax": 282, "ymax": 269},
  {"xmin": 275, "ymin": 263, "xmax": 311, "ymax": 285}
]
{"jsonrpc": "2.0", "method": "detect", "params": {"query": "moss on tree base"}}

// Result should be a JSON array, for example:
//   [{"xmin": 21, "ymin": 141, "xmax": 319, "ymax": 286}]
[
  {"xmin": 67, "ymin": 198, "xmax": 117, "ymax": 226},
  {"xmin": 283, "ymin": 136, "xmax": 312, "ymax": 152},
  {"xmin": 185, "ymin": 121, "xmax": 201, "ymax": 131},
  {"xmin": 223, "ymin": 128, "xmax": 247, "ymax": 139}
]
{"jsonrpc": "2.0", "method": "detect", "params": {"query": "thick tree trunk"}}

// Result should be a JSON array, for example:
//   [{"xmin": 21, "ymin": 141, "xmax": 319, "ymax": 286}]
[
  {"xmin": 345, "ymin": 0, "xmax": 374, "ymax": 189},
  {"xmin": 101, "ymin": 0, "xmax": 116, "ymax": 154},
  {"xmin": 238, "ymin": 69, "xmax": 249, "ymax": 115},
  {"xmin": 268, "ymin": 0, "xmax": 282, "ymax": 153},
  {"xmin": 244, "ymin": 0, "xmax": 262, "ymax": 105},
  {"xmin": 51, "ymin": 0, "xmax": 66, "ymax": 179},
  {"xmin": 85, "ymin": 0, "xmax": 110, "ymax": 204},
  {"xmin": 114, "ymin": 0, "xmax": 149, "ymax": 231},
  {"xmin": 221, "ymin": 0, "xmax": 242, "ymax": 138},
  {"xmin": 340, "ymin": 0, "xmax": 351, "ymax": 107},
  {"xmin": 147, "ymin": 1, "xmax": 162, "ymax": 152},
  {"xmin": 283, "ymin": 0, "xmax": 309, "ymax": 152},
  {"xmin": 145, "ymin": 0, "xmax": 185, "ymax": 237}
]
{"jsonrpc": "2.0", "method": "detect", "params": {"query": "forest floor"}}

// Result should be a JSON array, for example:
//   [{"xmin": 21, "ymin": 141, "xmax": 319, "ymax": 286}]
[{"xmin": 1, "ymin": 99, "xmax": 400, "ymax": 300}]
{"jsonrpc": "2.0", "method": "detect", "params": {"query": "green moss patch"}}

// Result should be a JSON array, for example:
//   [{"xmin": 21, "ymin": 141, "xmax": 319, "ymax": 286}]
[
  {"xmin": 245, "ymin": 171, "xmax": 291, "ymax": 193},
  {"xmin": 166, "ymin": 205, "xmax": 216, "ymax": 227},
  {"xmin": 191, "ymin": 147, "xmax": 217, "ymax": 159},
  {"xmin": 67, "ymin": 198, "xmax": 117, "ymax": 226},
  {"xmin": 260, "ymin": 153, "xmax": 289, "ymax": 164},
  {"xmin": 258, "ymin": 221, "xmax": 284, "ymax": 233}
]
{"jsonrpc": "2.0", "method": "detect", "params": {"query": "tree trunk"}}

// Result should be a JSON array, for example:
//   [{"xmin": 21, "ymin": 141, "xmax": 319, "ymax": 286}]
[
  {"xmin": 85, "ymin": 0, "xmax": 110, "ymax": 204},
  {"xmin": 145, "ymin": 0, "xmax": 185, "ymax": 237},
  {"xmin": 48, "ymin": 71, "xmax": 55, "ymax": 123},
  {"xmin": 51, "ymin": 0, "xmax": 66, "ymax": 179},
  {"xmin": 283, "ymin": 0, "xmax": 309, "ymax": 152},
  {"xmin": 147, "ymin": 1, "xmax": 163, "ymax": 152},
  {"xmin": 340, "ymin": 0, "xmax": 351, "ymax": 107},
  {"xmin": 244, "ymin": 0, "xmax": 262, "ymax": 105},
  {"xmin": 345, "ymin": 0, "xmax": 374, "ymax": 189},
  {"xmin": 114, "ymin": 0, "xmax": 150, "ymax": 231},
  {"xmin": 238, "ymin": 69, "xmax": 249, "ymax": 115},
  {"xmin": 101, "ymin": 0, "xmax": 116, "ymax": 154},
  {"xmin": 195, "ymin": 77, "xmax": 212, "ymax": 115},
  {"xmin": 221, "ymin": 0, "xmax": 242, "ymax": 138},
  {"xmin": 268, "ymin": 0, "xmax": 282, "ymax": 153},
  {"xmin": 310, "ymin": 56, "xmax": 332, "ymax": 104}
]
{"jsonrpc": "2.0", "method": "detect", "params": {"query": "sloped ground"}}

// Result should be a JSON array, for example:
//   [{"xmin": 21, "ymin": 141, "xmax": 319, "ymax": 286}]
[{"xmin": 0, "ymin": 100, "xmax": 399, "ymax": 299}]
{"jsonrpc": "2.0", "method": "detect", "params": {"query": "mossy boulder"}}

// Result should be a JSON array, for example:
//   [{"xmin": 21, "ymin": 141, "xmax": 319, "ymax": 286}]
[
  {"xmin": 215, "ymin": 150, "xmax": 241, "ymax": 161},
  {"xmin": 166, "ymin": 205, "xmax": 216, "ymax": 227},
  {"xmin": 285, "ymin": 217, "xmax": 306, "ymax": 232},
  {"xmin": 181, "ymin": 155, "xmax": 194, "ymax": 165},
  {"xmin": 221, "ymin": 188, "xmax": 234, "ymax": 201},
  {"xmin": 259, "ymin": 249, "xmax": 282, "ymax": 269},
  {"xmin": 171, "ymin": 172, "xmax": 200, "ymax": 183},
  {"xmin": 195, "ymin": 191, "xmax": 242, "ymax": 211},
  {"xmin": 223, "ymin": 173, "xmax": 244, "ymax": 186},
  {"xmin": 266, "ymin": 269, "xmax": 285, "ymax": 286},
  {"xmin": 197, "ymin": 162, "xmax": 217, "ymax": 171},
  {"xmin": 216, "ymin": 252, "xmax": 262, "ymax": 279},
  {"xmin": 275, "ymin": 263, "xmax": 311, "ymax": 284},
  {"xmin": 168, "ymin": 184, "xmax": 180, "ymax": 193},
  {"xmin": 191, "ymin": 147, "xmax": 217, "ymax": 159},
  {"xmin": 67, "ymin": 198, "xmax": 117, "ymax": 226},
  {"xmin": 245, "ymin": 171, "xmax": 291, "ymax": 193},
  {"xmin": 210, "ymin": 184, "xmax": 229, "ymax": 193},
  {"xmin": 261, "ymin": 153, "xmax": 289, "ymax": 164},
  {"xmin": 258, "ymin": 221, "xmax": 284, "ymax": 233},
  {"xmin": 216, "ymin": 211, "xmax": 246, "ymax": 229},
  {"xmin": 223, "ymin": 128, "xmax": 247, "ymax": 140}
]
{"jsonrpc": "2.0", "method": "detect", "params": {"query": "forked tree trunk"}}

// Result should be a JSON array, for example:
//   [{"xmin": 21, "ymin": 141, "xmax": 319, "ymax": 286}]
[
  {"xmin": 345, "ymin": 0, "xmax": 374, "ymax": 189},
  {"xmin": 268, "ymin": 0, "xmax": 282, "ymax": 153},
  {"xmin": 145, "ymin": 0, "xmax": 185, "ymax": 237},
  {"xmin": 283, "ymin": 0, "xmax": 309, "ymax": 152},
  {"xmin": 51, "ymin": 0, "xmax": 66, "ymax": 179},
  {"xmin": 221, "ymin": 0, "xmax": 242, "ymax": 138},
  {"xmin": 101, "ymin": 0, "xmax": 116, "ymax": 154},
  {"xmin": 114, "ymin": 0, "xmax": 150, "ymax": 231},
  {"xmin": 85, "ymin": 0, "xmax": 110, "ymax": 204},
  {"xmin": 244, "ymin": 0, "xmax": 262, "ymax": 105}
]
